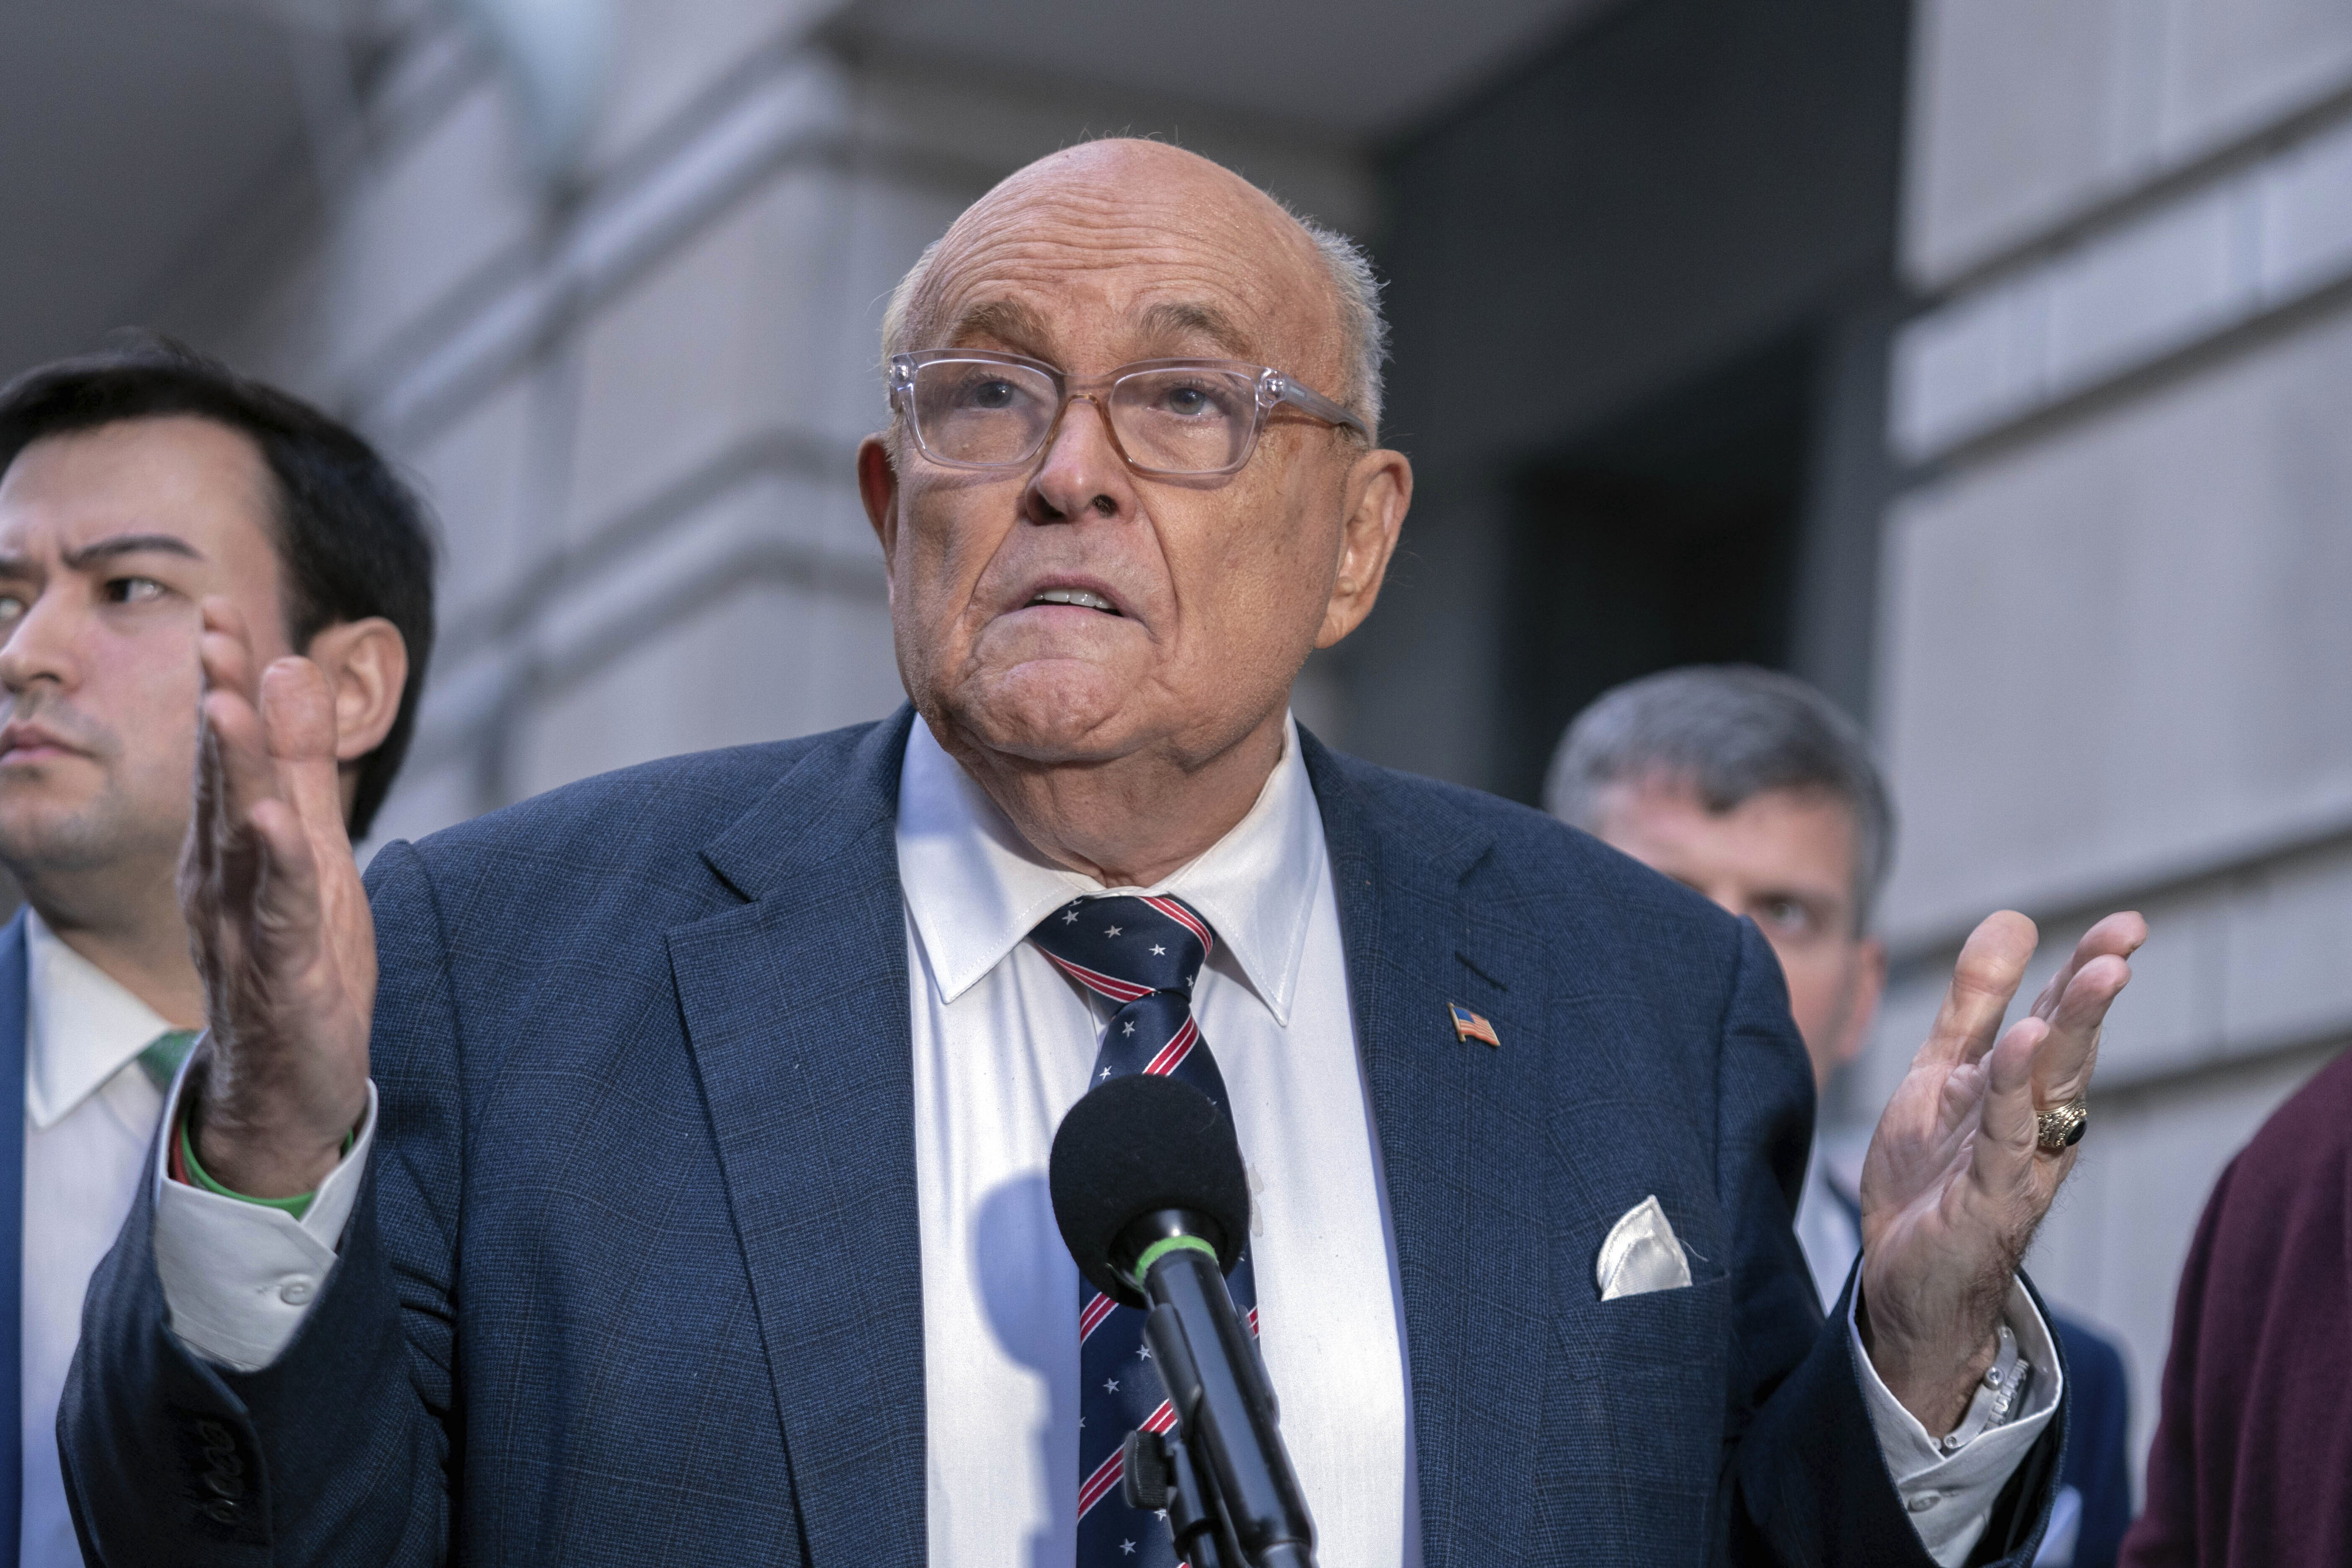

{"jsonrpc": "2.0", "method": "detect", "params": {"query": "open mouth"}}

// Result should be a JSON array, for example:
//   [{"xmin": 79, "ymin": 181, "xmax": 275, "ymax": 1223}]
[{"xmin": 1026, "ymin": 588, "xmax": 1121, "ymax": 615}]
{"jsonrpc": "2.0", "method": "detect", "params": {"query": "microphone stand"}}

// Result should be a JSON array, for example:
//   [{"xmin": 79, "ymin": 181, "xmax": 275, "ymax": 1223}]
[{"xmin": 1117, "ymin": 1215, "xmax": 1318, "ymax": 1568}]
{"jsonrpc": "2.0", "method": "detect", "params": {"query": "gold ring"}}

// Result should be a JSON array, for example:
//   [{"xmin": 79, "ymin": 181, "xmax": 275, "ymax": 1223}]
[{"xmin": 2036, "ymin": 1095, "xmax": 2088, "ymax": 1153}]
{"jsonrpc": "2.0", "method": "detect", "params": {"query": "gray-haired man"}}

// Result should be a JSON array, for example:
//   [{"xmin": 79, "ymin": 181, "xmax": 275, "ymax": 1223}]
[{"xmin": 1550, "ymin": 664, "xmax": 2136, "ymax": 1568}]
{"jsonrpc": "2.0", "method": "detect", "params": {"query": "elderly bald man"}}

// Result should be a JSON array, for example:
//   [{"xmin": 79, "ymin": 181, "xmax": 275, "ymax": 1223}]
[{"xmin": 64, "ymin": 141, "xmax": 2140, "ymax": 1568}]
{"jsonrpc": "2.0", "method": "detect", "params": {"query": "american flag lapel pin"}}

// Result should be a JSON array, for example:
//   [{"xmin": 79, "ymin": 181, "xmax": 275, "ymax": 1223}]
[{"xmin": 1449, "ymin": 1002, "xmax": 1500, "ymax": 1048}]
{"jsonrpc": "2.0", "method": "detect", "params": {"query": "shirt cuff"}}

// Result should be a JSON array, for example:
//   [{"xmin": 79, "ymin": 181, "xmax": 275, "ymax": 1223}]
[
  {"xmin": 151, "ymin": 1072, "xmax": 378, "ymax": 1373},
  {"xmin": 1848, "ymin": 1276, "xmax": 2063, "ymax": 1567}
]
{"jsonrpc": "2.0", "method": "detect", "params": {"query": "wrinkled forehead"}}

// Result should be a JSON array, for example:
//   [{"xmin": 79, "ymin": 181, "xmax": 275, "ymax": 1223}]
[
  {"xmin": 915, "ymin": 164, "xmax": 1338, "ymax": 377},
  {"xmin": 0, "ymin": 416, "xmax": 273, "ymax": 557}
]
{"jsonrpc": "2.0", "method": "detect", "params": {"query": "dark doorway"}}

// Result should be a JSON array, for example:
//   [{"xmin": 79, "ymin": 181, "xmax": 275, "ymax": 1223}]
[
  {"xmin": 1344, "ymin": 0, "xmax": 1907, "ymax": 795},
  {"xmin": 1495, "ymin": 334, "xmax": 1813, "ymax": 804}
]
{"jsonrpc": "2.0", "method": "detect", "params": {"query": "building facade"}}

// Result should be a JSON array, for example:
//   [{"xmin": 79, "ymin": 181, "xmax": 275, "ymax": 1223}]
[
  {"xmin": 1860, "ymin": 0, "xmax": 2352, "ymax": 1471},
  {"xmin": 97, "ymin": 0, "xmax": 2352, "ymax": 1493}
]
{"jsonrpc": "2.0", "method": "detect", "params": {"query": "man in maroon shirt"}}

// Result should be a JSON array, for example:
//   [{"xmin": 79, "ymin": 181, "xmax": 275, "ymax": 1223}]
[{"xmin": 2121, "ymin": 1046, "xmax": 2352, "ymax": 1567}]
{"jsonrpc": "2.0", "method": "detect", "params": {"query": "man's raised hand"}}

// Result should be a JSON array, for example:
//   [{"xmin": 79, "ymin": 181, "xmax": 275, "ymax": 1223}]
[
  {"xmin": 180, "ymin": 598, "xmax": 374, "ymax": 1198},
  {"xmin": 1856, "ymin": 909, "xmax": 2147, "ymax": 1433}
]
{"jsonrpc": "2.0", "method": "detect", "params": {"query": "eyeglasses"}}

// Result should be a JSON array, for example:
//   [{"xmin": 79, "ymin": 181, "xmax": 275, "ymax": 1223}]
[{"xmin": 887, "ymin": 350, "xmax": 1370, "ymax": 477}]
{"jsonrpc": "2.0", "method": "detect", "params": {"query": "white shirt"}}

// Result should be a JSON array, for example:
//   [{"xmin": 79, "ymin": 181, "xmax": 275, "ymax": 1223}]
[
  {"xmin": 21, "ymin": 912, "xmax": 175, "ymax": 1568},
  {"xmin": 1795, "ymin": 1140, "xmax": 1865, "ymax": 1310},
  {"xmin": 152, "ymin": 718, "xmax": 2049, "ymax": 1565},
  {"xmin": 896, "ymin": 715, "xmax": 1416, "ymax": 1567}
]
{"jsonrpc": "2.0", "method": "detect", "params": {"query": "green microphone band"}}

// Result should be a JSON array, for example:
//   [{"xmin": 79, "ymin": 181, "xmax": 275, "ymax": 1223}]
[{"xmin": 1130, "ymin": 1233, "xmax": 1220, "ymax": 1284}]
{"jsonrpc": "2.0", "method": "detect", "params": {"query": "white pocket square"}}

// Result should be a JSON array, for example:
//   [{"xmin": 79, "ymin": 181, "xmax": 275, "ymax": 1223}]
[{"xmin": 1596, "ymin": 1194, "xmax": 1694, "ymax": 1300}]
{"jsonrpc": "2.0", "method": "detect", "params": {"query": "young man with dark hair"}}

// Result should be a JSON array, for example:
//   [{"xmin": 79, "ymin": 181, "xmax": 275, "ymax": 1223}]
[
  {"xmin": 0, "ymin": 337, "xmax": 434, "ymax": 1564},
  {"xmin": 1551, "ymin": 665, "xmax": 2137, "ymax": 1568}
]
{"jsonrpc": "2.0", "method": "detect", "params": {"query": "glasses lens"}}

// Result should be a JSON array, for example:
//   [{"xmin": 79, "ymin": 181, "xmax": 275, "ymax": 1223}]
[
  {"xmin": 910, "ymin": 359, "xmax": 1059, "ymax": 466},
  {"xmin": 1109, "ymin": 368, "xmax": 1257, "ymax": 473}
]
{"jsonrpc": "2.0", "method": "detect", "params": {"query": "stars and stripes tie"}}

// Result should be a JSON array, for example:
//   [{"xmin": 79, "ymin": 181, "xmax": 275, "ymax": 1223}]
[{"xmin": 1029, "ymin": 893, "xmax": 1256, "ymax": 1568}]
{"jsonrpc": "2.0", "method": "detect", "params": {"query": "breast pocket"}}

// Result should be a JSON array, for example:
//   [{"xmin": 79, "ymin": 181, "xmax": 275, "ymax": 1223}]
[
  {"xmin": 1558, "ymin": 1269, "xmax": 1731, "ymax": 1390},
  {"xmin": 1540, "ymin": 1271, "xmax": 1732, "ymax": 1543}
]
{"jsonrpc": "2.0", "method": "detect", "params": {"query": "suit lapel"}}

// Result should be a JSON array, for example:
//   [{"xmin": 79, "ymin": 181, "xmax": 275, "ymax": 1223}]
[
  {"xmin": 669, "ymin": 710, "xmax": 925, "ymax": 1568},
  {"xmin": 1302, "ymin": 737, "xmax": 1549, "ymax": 1568}
]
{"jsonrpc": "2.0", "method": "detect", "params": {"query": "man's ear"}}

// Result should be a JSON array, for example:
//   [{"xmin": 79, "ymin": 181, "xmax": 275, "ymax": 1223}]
[
  {"xmin": 859, "ymin": 435, "xmax": 902, "ymax": 570},
  {"xmin": 302, "ymin": 617, "xmax": 408, "ymax": 763},
  {"xmin": 1315, "ymin": 446, "xmax": 1412, "ymax": 649}
]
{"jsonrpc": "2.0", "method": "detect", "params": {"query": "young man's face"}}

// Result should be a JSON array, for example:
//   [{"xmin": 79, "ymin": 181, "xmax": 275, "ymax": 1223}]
[
  {"xmin": 1590, "ymin": 775, "xmax": 1887, "ymax": 1093},
  {"xmin": 0, "ymin": 416, "xmax": 294, "ymax": 901}
]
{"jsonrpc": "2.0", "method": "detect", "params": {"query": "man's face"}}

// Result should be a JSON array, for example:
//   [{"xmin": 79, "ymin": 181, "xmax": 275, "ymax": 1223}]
[
  {"xmin": 860, "ymin": 141, "xmax": 1405, "ymax": 775},
  {"xmin": 1591, "ymin": 777, "xmax": 1886, "ymax": 1092},
  {"xmin": 0, "ymin": 416, "xmax": 292, "ymax": 891}
]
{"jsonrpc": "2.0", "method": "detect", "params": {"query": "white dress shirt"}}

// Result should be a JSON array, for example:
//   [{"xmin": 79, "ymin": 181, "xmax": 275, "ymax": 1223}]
[
  {"xmin": 21, "ymin": 913, "xmax": 176, "ymax": 1568},
  {"xmin": 895, "ymin": 715, "xmax": 1417, "ymax": 1567},
  {"xmin": 151, "ymin": 717, "xmax": 2051, "ymax": 1565}
]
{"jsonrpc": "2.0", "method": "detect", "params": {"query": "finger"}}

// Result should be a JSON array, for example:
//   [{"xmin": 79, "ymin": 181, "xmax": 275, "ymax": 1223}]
[
  {"xmin": 1981, "ymin": 1015, "xmax": 2046, "ymax": 1153},
  {"xmin": 1915, "ymin": 910, "xmax": 2038, "ymax": 1070},
  {"xmin": 203, "ymin": 685, "xmax": 285, "ymax": 834},
  {"xmin": 180, "ymin": 716, "xmax": 227, "ymax": 934},
  {"xmin": 199, "ymin": 597, "xmax": 260, "ymax": 702},
  {"xmin": 1972, "ymin": 1015, "xmax": 2058, "ymax": 1207},
  {"xmin": 194, "ymin": 600, "xmax": 287, "ymax": 906},
  {"xmin": 245, "ymin": 794, "xmax": 325, "ymax": 948},
  {"xmin": 2029, "ymin": 911, "xmax": 2149, "ymax": 1022},
  {"xmin": 258, "ymin": 658, "xmax": 350, "ymax": 852},
  {"xmin": 2035, "ymin": 952, "xmax": 2132, "ymax": 1102}
]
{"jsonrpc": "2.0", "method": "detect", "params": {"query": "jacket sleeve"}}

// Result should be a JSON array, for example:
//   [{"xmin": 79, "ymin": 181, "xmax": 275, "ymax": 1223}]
[
  {"xmin": 2115, "ymin": 1156, "xmax": 2235, "ymax": 1568},
  {"xmin": 1712, "ymin": 918, "xmax": 2069, "ymax": 1568},
  {"xmin": 59, "ymin": 839, "xmax": 464, "ymax": 1565}
]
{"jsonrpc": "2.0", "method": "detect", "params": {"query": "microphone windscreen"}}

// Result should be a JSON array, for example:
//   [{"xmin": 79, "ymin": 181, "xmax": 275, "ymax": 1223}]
[{"xmin": 1049, "ymin": 1073, "xmax": 1251, "ymax": 1308}]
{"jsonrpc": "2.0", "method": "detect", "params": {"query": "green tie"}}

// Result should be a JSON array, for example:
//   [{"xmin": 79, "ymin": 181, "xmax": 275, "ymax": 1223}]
[{"xmin": 136, "ymin": 1029, "xmax": 199, "ymax": 1093}]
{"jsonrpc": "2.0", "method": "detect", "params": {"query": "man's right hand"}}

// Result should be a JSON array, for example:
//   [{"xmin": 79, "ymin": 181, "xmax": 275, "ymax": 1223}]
[{"xmin": 179, "ymin": 598, "xmax": 374, "ymax": 1198}]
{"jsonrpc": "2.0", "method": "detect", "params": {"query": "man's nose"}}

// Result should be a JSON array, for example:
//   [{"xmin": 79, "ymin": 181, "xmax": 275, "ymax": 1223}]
[
  {"xmin": 1023, "ymin": 396, "xmax": 1137, "ymax": 526},
  {"xmin": 0, "ymin": 590, "xmax": 82, "ymax": 695}
]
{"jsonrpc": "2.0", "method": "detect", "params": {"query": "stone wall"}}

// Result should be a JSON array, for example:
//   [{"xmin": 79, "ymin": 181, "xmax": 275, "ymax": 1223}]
[
  {"xmin": 161, "ymin": 1, "xmax": 1372, "ymax": 853},
  {"xmin": 1850, "ymin": 0, "xmax": 2352, "ymax": 1480}
]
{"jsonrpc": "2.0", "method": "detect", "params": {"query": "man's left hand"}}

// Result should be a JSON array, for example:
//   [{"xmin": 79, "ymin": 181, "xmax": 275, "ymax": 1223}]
[{"xmin": 1857, "ymin": 909, "xmax": 2146, "ymax": 1434}]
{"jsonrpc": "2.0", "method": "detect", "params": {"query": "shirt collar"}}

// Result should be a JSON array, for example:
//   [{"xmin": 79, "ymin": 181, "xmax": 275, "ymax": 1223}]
[
  {"xmin": 24, "ymin": 909, "xmax": 174, "ymax": 1130},
  {"xmin": 895, "ymin": 713, "xmax": 1327, "ymax": 1025}
]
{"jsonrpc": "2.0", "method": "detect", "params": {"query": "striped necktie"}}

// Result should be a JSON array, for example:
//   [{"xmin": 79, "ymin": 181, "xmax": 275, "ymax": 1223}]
[{"xmin": 1029, "ymin": 893, "xmax": 1257, "ymax": 1568}]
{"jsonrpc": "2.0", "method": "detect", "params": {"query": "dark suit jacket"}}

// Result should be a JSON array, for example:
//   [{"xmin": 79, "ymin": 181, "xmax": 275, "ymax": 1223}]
[
  {"xmin": 2050, "ymin": 1314, "xmax": 2131, "ymax": 1568},
  {"xmin": 60, "ymin": 712, "xmax": 2064, "ymax": 1565}
]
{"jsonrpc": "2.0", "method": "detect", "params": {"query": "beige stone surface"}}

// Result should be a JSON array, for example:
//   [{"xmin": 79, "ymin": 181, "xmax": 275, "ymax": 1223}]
[
  {"xmin": 405, "ymin": 370, "xmax": 543, "ymax": 627},
  {"xmin": 1903, "ymin": 0, "xmax": 2152, "ymax": 284},
  {"xmin": 584, "ymin": 0, "xmax": 834, "ymax": 173},
  {"xmin": 1877, "ymin": 302, "xmax": 2352, "ymax": 945},
  {"xmin": 1906, "ymin": 0, "xmax": 2352, "ymax": 284},
  {"xmin": 508, "ymin": 575, "xmax": 902, "ymax": 801},
  {"xmin": 563, "ymin": 163, "xmax": 862, "ymax": 550},
  {"xmin": 321, "ymin": 82, "xmax": 536, "ymax": 390},
  {"xmin": 2162, "ymin": 0, "xmax": 2352, "ymax": 166}
]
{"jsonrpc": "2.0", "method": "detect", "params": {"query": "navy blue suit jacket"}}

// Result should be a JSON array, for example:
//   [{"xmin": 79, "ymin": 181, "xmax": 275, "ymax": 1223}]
[
  {"xmin": 60, "ymin": 712, "xmax": 2064, "ymax": 1565},
  {"xmin": 2051, "ymin": 1315, "xmax": 2132, "ymax": 1568}
]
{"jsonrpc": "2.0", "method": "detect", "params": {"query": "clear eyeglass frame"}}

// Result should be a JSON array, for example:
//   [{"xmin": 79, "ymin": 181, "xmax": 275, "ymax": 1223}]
[{"xmin": 886, "ymin": 349, "xmax": 1372, "ymax": 478}]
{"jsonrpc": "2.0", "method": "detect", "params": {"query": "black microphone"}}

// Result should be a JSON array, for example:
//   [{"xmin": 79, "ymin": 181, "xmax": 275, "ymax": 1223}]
[{"xmin": 1049, "ymin": 1073, "xmax": 1318, "ymax": 1568}]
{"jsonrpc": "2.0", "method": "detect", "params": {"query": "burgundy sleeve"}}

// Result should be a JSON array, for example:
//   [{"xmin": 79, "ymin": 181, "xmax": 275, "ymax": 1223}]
[{"xmin": 2118, "ymin": 1154, "xmax": 2237, "ymax": 1568}]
